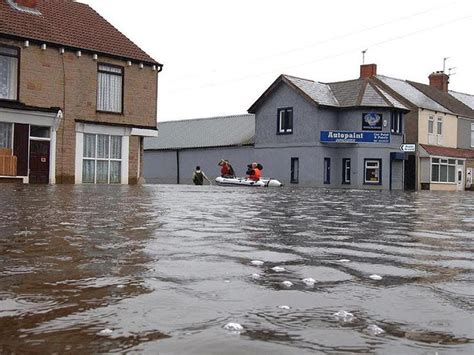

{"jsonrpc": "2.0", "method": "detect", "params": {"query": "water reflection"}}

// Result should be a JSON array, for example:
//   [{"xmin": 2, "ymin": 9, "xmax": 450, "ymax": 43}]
[{"xmin": 0, "ymin": 185, "xmax": 472, "ymax": 354}]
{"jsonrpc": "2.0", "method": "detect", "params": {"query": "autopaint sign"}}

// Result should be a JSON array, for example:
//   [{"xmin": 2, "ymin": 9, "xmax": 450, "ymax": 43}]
[{"xmin": 320, "ymin": 131, "xmax": 391, "ymax": 143}]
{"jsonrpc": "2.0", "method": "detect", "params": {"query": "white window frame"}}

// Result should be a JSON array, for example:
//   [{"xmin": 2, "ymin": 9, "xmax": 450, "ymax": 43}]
[
  {"xmin": 0, "ymin": 121, "xmax": 14, "ymax": 149},
  {"xmin": 278, "ymin": 107, "xmax": 293, "ymax": 134},
  {"xmin": 0, "ymin": 45, "xmax": 19, "ymax": 101},
  {"xmin": 471, "ymin": 123, "xmax": 474, "ymax": 148},
  {"xmin": 342, "ymin": 158, "xmax": 351, "ymax": 184},
  {"xmin": 75, "ymin": 123, "xmax": 129, "ymax": 184},
  {"xmin": 390, "ymin": 112, "xmax": 403, "ymax": 134},
  {"xmin": 430, "ymin": 156, "xmax": 457, "ymax": 183},
  {"xmin": 97, "ymin": 64, "xmax": 123, "ymax": 113},
  {"xmin": 436, "ymin": 117, "xmax": 443, "ymax": 145},
  {"xmin": 364, "ymin": 159, "xmax": 381, "ymax": 184},
  {"xmin": 82, "ymin": 133, "xmax": 122, "ymax": 184},
  {"xmin": 428, "ymin": 116, "xmax": 434, "ymax": 144}
]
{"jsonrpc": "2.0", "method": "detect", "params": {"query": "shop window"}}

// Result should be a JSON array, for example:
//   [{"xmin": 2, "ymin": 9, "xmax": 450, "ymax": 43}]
[
  {"xmin": 324, "ymin": 157, "xmax": 330, "ymax": 184},
  {"xmin": 391, "ymin": 112, "xmax": 403, "ymax": 134},
  {"xmin": 97, "ymin": 64, "xmax": 123, "ymax": 113},
  {"xmin": 277, "ymin": 107, "xmax": 293, "ymax": 134},
  {"xmin": 342, "ymin": 158, "xmax": 351, "ymax": 184},
  {"xmin": 290, "ymin": 157, "xmax": 299, "ymax": 184},
  {"xmin": 83, "ymin": 133, "xmax": 122, "ymax": 184},
  {"xmin": 364, "ymin": 159, "xmax": 382, "ymax": 184},
  {"xmin": 431, "ymin": 157, "xmax": 456, "ymax": 183},
  {"xmin": 0, "ymin": 45, "xmax": 19, "ymax": 100},
  {"xmin": 0, "ymin": 122, "xmax": 13, "ymax": 149}
]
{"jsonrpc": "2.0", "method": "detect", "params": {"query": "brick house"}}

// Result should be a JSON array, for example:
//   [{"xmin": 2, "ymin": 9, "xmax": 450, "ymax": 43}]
[{"xmin": 0, "ymin": 0, "xmax": 162, "ymax": 184}]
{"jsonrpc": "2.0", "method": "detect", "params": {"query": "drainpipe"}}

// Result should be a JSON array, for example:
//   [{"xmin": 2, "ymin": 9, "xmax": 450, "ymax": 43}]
[{"xmin": 176, "ymin": 149, "xmax": 180, "ymax": 184}]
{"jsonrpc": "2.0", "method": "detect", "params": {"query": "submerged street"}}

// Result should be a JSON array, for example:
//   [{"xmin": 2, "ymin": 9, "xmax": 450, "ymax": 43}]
[{"xmin": 0, "ymin": 185, "xmax": 473, "ymax": 354}]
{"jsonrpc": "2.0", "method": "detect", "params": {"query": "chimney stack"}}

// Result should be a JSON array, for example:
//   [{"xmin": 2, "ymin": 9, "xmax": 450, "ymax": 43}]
[
  {"xmin": 15, "ymin": 0, "xmax": 38, "ymax": 8},
  {"xmin": 360, "ymin": 64, "xmax": 377, "ymax": 79},
  {"xmin": 428, "ymin": 71, "xmax": 449, "ymax": 92}
]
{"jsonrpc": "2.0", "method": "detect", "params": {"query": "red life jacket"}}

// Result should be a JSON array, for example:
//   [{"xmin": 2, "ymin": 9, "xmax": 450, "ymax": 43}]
[
  {"xmin": 250, "ymin": 168, "xmax": 261, "ymax": 181},
  {"xmin": 221, "ymin": 164, "xmax": 230, "ymax": 176}
]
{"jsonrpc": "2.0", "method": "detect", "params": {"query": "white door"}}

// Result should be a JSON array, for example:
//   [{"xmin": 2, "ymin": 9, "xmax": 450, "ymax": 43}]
[{"xmin": 457, "ymin": 167, "xmax": 464, "ymax": 191}]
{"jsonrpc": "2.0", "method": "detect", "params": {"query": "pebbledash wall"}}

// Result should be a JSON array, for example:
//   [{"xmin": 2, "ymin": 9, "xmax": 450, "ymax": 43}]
[
  {"xmin": 252, "ymin": 82, "xmax": 405, "ymax": 189},
  {"xmin": 0, "ymin": 37, "xmax": 157, "ymax": 184}
]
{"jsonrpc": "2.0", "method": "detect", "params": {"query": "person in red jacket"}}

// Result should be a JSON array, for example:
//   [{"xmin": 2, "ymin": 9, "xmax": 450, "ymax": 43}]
[
  {"xmin": 218, "ymin": 159, "xmax": 235, "ymax": 178},
  {"xmin": 247, "ymin": 162, "xmax": 261, "ymax": 181}
]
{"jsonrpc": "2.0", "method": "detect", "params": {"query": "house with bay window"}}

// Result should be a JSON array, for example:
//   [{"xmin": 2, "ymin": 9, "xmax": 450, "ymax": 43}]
[
  {"xmin": 375, "ymin": 72, "xmax": 474, "ymax": 191},
  {"xmin": 0, "ymin": 0, "xmax": 161, "ymax": 184}
]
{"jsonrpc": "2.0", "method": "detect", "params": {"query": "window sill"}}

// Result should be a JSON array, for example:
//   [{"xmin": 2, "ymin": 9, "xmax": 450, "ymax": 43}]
[
  {"xmin": 363, "ymin": 181, "xmax": 382, "ymax": 185},
  {"xmin": 277, "ymin": 131, "xmax": 293, "ymax": 135},
  {"xmin": 96, "ymin": 110, "xmax": 124, "ymax": 116}
]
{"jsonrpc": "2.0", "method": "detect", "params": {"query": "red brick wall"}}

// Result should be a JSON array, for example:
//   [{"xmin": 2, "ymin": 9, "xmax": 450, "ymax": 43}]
[{"xmin": 0, "ymin": 38, "xmax": 158, "ymax": 183}]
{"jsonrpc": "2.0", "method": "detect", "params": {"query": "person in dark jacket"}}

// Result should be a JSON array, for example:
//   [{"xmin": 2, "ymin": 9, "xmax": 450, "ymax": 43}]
[{"xmin": 192, "ymin": 166, "xmax": 211, "ymax": 185}]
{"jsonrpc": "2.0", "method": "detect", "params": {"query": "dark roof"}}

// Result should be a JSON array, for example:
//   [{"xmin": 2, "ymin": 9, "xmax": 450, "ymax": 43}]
[
  {"xmin": 420, "ymin": 144, "xmax": 474, "ymax": 159},
  {"xmin": 248, "ymin": 74, "xmax": 408, "ymax": 113},
  {"xmin": 144, "ymin": 114, "xmax": 255, "ymax": 150},
  {"xmin": 0, "ymin": 0, "xmax": 160, "ymax": 65},
  {"xmin": 0, "ymin": 99, "xmax": 60, "ymax": 113},
  {"xmin": 408, "ymin": 81, "xmax": 474, "ymax": 119}
]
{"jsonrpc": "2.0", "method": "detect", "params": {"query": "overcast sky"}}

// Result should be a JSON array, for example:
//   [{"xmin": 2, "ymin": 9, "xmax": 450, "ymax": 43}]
[{"xmin": 83, "ymin": 0, "xmax": 473, "ymax": 121}]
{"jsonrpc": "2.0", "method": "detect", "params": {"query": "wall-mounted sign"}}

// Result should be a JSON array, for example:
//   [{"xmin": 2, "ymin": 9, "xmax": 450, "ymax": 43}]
[
  {"xmin": 320, "ymin": 131, "xmax": 390, "ymax": 143},
  {"xmin": 362, "ymin": 112, "xmax": 383, "ymax": 131},
  {"xmin": 399, "ymin": 144, "xmax": 416, "ymax": 152}
]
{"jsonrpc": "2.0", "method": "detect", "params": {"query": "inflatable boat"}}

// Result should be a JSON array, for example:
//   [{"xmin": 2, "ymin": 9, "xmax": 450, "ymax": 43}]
[{"xmin": 215, "ymin": 176, "xmax": 283, "ymax": 187}]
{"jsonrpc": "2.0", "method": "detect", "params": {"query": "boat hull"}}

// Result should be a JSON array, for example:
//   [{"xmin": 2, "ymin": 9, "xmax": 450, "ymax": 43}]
[{"xmin": 215, "ymin": 176, "xmax": 283, "ymax": 187}]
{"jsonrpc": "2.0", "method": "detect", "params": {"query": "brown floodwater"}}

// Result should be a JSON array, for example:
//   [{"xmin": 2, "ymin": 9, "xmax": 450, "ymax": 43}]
[{"xmin": 0, "ymin": 184, "xmax": 473, "ymax": 354}]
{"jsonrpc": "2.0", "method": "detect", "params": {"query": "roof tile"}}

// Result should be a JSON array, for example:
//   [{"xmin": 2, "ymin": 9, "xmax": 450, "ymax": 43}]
[{"xmin": 0, "ymin": 0, "xmax": 160, "ymax": 64}]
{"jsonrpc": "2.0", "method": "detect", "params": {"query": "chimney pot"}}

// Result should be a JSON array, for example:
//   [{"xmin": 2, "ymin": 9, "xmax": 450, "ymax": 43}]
[
  {"xmin": 15, "ymin": 0, "xmax": 38, "ymax": 8},
  {"xmin": 360, "ymin": 64, "xmax": 377, "ymax": 78},
  {"xmin": 428, "ymin": 71, "xmax": 449, "ymax": 92}
]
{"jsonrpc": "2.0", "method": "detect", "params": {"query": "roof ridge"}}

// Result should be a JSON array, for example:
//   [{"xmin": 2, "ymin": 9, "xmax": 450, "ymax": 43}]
[
  {"xmin": 159, "ymin": 114, "xmax": 254, "ymax": 124},
  {"xmin": 449, "ymin": 89, "xmax": 474, "ymax": 96},
  {"xmin": 282, "ymin": 74, "xmax": 315, "ymax": 83}
]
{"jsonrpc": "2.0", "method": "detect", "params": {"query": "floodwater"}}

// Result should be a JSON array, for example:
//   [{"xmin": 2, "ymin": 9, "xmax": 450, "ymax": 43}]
[{"xmin": 0, "ymin": 185, "xmax": 473, "ymax": 354}]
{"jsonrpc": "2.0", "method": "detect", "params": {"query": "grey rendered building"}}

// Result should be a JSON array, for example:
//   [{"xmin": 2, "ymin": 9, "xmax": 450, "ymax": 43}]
[
  {"xmin": 248, "ymin": 64, "xmax": 409, "ymax": 190},
  {"xmin": 144, "ymin": 114, "xmax": 255, "ymax": 184}
]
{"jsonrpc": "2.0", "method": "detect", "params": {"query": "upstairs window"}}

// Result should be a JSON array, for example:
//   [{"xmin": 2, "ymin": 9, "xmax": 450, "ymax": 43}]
[
  {"xmin": 471, "ymin": 123, "xmax": 474, "ymax": 148},
  {"xmin": 428, "ymin": 116, "xmax": 434, "ymax": 134},
  {"xmin": 277, "ymin": 107, "xmax": 293, "ymax": 134},
  {"xmin": 97, "ymin": 64, "xmax": 123, "ymax": 113},
  {"xmin": 0, "ymin": 45, "xmax": 19, "ymax": 100},
  {"xmin": 436, "ymin": 117, "xmax": 443, "ymax": 135},
  {"xmin": 391, "ymin": 112, "xmax": 403, "ymax": 134}
]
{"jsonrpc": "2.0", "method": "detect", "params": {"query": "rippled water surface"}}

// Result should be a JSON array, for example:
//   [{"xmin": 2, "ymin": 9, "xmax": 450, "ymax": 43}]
[{"xmin": 0, "ymin": 185, "xmax": 473, "ymax": 354}]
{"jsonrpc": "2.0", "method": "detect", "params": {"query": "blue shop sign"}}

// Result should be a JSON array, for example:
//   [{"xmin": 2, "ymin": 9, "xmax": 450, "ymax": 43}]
[{"xmin": 320, "ymin": 131, "xmax": 391, "ymax": 143}]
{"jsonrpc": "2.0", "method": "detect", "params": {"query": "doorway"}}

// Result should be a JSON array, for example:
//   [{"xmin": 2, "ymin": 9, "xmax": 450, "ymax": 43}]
[
  {"xmin": 457, "ymin": 167, "xmax": 464, "ymax": 191},
  {"xmin": 29, "ymin": 140, "xmax": 50, "ymax": 184}
]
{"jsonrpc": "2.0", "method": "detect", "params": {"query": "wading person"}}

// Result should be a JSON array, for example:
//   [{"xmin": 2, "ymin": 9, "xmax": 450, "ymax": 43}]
[
  {"xmin": 218, "ymin": 159, "xmax": 235, "ymax": 178},
  {"xmin": 192, "ymin": 166, "xmax": 211, "ymax": 185}
]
